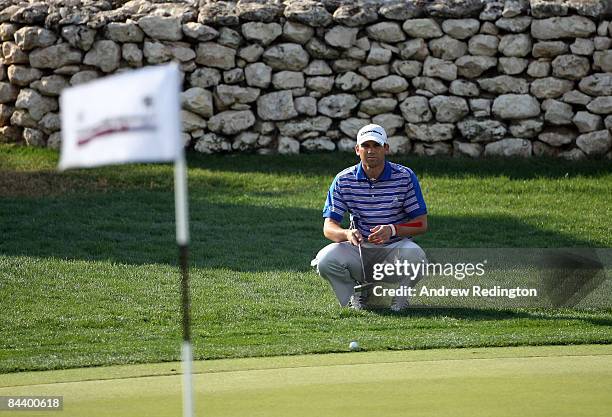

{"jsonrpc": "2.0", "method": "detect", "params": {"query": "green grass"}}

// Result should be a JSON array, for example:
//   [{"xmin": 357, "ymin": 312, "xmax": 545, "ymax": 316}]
[
  {"xmin": 2, "ymin": 346, "xmax": 611, "ymax": 417},
  {"xmin": 0, "ymin": 144, "xmax": 611, "ymax": 373}
]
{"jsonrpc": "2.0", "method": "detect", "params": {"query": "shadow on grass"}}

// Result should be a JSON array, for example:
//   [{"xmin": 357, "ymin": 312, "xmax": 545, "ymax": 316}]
[
  {"xmin": 369, "ymin": 306, "xmax": 612, "ymax": 327},
  {"xmin": 188, "ymin": 153, "xmax": 612, "ymax": 180},
  {"xmin": 1, "ymin": 185, "xmax": 611, "ymax": 332},
  {"xmin": 0, "ymin": 189, "xmax": 603, "ymax": 272}
]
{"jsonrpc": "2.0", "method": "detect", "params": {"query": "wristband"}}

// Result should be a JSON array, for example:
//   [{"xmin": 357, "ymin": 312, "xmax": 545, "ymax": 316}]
[{"xmin": 388, "ymin": 224, "xmax": 396, "ymax": 237}]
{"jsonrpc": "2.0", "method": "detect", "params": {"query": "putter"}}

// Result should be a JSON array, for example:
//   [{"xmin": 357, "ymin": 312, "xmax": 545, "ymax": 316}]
[{"xmin": 350, "ymin": 216, "xmax": 373, "ymax": 292}]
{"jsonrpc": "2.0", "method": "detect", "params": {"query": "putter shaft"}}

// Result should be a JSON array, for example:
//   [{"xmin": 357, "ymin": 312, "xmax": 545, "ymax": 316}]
[{"xmin": 351, "ymin": 218, "xmax": 369, "ymax": 291}]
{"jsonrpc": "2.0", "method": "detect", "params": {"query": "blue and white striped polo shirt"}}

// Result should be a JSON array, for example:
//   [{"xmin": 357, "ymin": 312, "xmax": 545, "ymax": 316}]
[{"xmin": 322, "ymin": 161, "xmax": 427, "ymax": 242}]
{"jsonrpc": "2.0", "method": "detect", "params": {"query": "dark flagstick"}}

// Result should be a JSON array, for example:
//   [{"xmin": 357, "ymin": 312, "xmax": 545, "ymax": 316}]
[
  {"xmin": 180, "ymin": 244, "xmax": 191, "ymax": 344},
  {"xmin": 175, "ymin": 155, "xmax": 194, "ymax": 417}
]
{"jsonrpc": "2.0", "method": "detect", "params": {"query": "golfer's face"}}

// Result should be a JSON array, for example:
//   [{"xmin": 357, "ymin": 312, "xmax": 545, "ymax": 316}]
[{"xmin": 356, "ymin": 141, "xmax": 387, "ymax": 168}]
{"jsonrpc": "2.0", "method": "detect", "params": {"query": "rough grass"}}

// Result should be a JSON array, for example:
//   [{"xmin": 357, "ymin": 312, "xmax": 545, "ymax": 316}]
[{"xmin": 0, "ymin": 144, "xmax": 611, "ymax": 373}]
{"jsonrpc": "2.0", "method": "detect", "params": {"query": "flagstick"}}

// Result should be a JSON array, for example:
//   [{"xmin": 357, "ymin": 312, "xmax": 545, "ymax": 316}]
[{"xmin": 174, "ymin": 154, "xmax": 194, "ymax": 417}]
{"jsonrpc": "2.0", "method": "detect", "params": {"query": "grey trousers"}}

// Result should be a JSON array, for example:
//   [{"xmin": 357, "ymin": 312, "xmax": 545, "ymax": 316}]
[{"xmin": 312, "ymin": 239, "xmax": 427, "ymax": 306}]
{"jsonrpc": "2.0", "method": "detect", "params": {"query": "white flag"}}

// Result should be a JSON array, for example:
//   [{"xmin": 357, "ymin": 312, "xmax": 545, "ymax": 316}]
[{"xmin": 59, "ymin": 63, "xmax": 182, "ymax": 170}]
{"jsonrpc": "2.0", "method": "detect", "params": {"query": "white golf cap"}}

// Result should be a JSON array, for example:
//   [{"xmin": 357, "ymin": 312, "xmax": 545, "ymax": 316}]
[{"xmin": 356, "ymin": 124, "xmax": 387, "ymax": 146}]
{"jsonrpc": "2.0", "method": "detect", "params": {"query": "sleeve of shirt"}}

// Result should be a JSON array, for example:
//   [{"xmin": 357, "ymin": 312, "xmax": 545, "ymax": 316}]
[
  {"xmin": 322, "ymin": 176, "xmax": 347, "ymax": 223},
  {"xmin": 403, "ymin": 170, "xmax": 427, "ymax": 218}
]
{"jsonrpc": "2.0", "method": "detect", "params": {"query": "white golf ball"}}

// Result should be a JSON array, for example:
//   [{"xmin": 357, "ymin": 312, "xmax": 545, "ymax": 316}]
[{"xmin": 349, "ymin": 341, "xmax": 359, "ymax": 351}]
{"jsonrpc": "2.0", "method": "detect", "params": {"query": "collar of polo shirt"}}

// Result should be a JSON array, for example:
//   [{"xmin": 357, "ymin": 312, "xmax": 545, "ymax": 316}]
[{"xmin": 356, "ymin": 160, "xmax": 392, "ymax": 182}]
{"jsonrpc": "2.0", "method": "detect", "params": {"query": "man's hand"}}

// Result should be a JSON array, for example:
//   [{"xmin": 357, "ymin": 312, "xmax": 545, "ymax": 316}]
[
  {"xmin": 324, "ymin": 218, "xmax": 365, "ymax": 244},
  {"xmin": 346, "ymin": 228, "xmax": 363, "ymax": 246},
  {"xmin": 368, "ymin": 225, "xmax": 393, "ymax": 245}
]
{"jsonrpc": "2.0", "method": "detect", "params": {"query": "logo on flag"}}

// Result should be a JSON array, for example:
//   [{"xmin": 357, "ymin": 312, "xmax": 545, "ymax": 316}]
[
  {"xmin": 59, "ymin": 63, "xmax": 182, "ymax": 170},
  {"xmin": 76, "ymin": 96, "xmax": 157, "ymax": 147}
]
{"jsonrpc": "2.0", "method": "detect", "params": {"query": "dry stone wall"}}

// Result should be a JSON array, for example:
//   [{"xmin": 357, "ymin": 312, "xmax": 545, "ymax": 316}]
[{"xmin": 1, "ymin": 0, "xmax": 612, "ymax": 159}]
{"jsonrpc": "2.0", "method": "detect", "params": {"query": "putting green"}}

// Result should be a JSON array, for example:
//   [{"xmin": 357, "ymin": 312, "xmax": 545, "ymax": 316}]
[{"xmin": 1, "ymin": 345, "xmax": 611, "ymax": 417}]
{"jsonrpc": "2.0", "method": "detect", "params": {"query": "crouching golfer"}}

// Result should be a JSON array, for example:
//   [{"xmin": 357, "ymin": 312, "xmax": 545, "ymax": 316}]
[{"xmin": 312, "ymin": 124, "xmax": 428, "ymax": 311}]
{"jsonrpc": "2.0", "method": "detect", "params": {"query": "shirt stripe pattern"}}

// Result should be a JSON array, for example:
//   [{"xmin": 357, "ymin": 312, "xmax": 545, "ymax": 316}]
[{"xmin": 323, "ymin": 161, "xmax": 427, "ymax": 243}]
